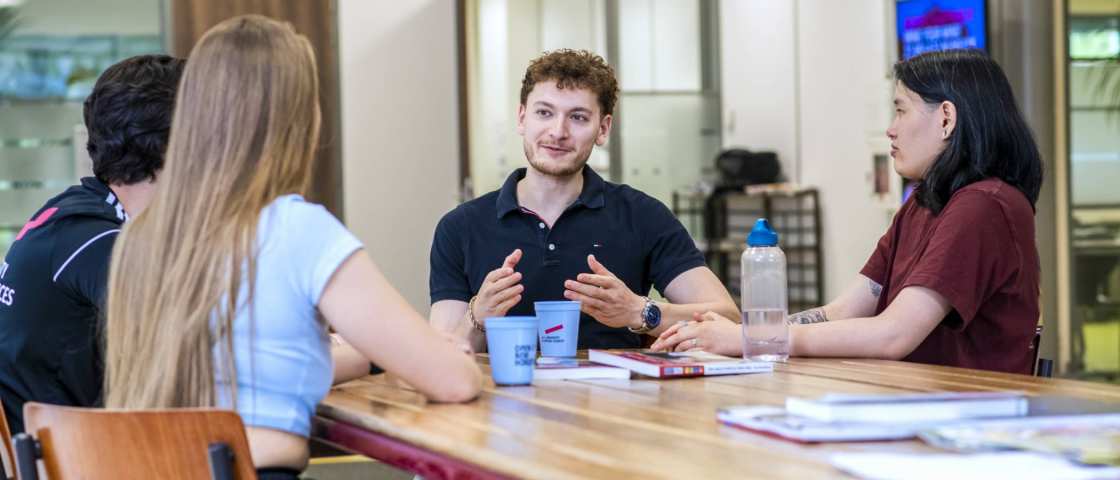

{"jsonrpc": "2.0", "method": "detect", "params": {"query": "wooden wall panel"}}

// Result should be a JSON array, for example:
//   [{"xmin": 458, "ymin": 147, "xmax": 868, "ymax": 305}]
[{"xmin": 168, "ymin": 0, "xmax": 343, "ymax": 217}]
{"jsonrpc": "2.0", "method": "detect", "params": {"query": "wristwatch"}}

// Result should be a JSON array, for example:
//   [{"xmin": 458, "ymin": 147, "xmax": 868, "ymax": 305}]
[{"xmin": 628, "ymin": 296, "xmax": 662, "ymax": 334}]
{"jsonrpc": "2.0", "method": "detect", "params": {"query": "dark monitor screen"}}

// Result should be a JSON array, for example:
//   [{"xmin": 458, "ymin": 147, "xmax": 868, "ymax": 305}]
[{"xmin": 896, "ymin": 0, "xmax": 988, "ymax": 60}]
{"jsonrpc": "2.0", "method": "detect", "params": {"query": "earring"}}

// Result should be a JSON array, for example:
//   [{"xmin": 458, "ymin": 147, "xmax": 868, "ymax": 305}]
[{"xmin": 943, "ymin": 129, "xmax": 949, "ymax": 139}]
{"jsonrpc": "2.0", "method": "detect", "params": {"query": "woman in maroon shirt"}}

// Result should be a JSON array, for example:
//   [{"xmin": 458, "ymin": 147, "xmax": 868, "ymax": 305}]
[{"xmin": 652, "ymin": 49, "xmax": 1043, "ymax": 374}]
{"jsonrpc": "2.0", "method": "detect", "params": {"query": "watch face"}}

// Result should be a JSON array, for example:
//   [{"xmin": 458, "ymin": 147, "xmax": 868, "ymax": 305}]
[{"xmin": 645, "ymin": 303, "xmax": 662, "ymax": 329}]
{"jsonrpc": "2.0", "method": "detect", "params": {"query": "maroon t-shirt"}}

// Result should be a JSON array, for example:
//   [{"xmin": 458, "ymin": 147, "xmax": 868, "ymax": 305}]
[{"xmin": 860, "ymin": 178, "xmax": 1040, "ymax": 374}]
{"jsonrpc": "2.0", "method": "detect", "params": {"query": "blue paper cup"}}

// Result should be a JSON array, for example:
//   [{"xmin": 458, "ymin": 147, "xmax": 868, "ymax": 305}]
[
  {"xmin": 485, "ymin": 316, "xmax": 538, "ymax": 385},
  {"xmin": 534, "ymin": 301, "xmax": 581, "ymax": 357}
]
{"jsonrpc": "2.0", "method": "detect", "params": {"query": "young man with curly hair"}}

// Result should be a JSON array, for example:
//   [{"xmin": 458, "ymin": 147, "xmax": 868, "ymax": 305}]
[
  {"xmin": 430, "ymin": 50, "xmax": 737, "ymax": 352},
  {"xmin": 0, "ymin": 55, "xmax": 184, "ymax": 433}
]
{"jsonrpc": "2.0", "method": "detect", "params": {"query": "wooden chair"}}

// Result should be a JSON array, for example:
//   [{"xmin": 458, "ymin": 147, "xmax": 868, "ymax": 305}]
[
  {"xmin": 1, "ymin": 400, "xmax": 14, "ymax": 480},
  {"xmin": 13, "ymin": 403, "xmax": 256, "ymax": 480}
]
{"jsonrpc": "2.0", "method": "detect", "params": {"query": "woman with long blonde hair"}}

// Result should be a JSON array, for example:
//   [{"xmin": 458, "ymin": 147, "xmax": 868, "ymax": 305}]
[{"xmin": 103, "ymin": 15, "xmax": 482, "ymax": 478}]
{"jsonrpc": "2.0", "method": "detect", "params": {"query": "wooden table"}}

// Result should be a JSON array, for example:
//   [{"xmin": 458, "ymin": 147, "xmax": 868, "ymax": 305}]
[{"xmin": 313, "ymin": 356, "xmax": 1120, "ymax": 479}]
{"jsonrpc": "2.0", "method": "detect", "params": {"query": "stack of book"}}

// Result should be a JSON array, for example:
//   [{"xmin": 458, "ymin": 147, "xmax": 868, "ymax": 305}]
[
  {"xmin": 588, "ymin": 350, "xmax": 774, "ymax": 378},
  {"xmin": 532, "ymin": 358, "xmax": 630, "ymax": 380},
  {"xmin": 532, "ymin": 350, "xmax": 775, "ymax": 381}
]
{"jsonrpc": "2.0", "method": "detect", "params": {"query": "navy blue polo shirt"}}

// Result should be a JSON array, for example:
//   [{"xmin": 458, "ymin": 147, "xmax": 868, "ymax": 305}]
[{"xmin": 430, "ymin": 167, "xmax": 706, "ymax": 349}]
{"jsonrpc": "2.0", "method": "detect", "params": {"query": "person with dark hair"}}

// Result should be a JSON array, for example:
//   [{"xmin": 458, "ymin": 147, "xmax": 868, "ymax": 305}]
[
  {"xmin": 83, "ymin": 55, "xmax": 182, "ymax": 186},
  {"xmin": 430, "ymin": 49, "xmax": 738, "ymax": 352},
  {"xmin": 653, "ymin": 49, "xmax": 1043, "ymax": 374},
  {"xmin": 0, "ymin": 54, "xmax": 184, "ymax": 433}
]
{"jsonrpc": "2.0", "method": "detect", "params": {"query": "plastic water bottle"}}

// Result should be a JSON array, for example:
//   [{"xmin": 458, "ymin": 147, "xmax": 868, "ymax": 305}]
[{"xmin": 741, "ymin": 219, "xmax": 789, "ymax": 361}]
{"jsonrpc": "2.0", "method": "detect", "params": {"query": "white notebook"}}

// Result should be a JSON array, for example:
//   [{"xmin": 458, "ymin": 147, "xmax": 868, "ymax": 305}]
[{"xmin": 785, "ymin": 391, "xmax": 1029, "ymax": 424}]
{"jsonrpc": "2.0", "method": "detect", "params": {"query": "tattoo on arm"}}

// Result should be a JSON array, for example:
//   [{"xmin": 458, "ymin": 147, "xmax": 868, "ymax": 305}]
[
  {"xmin": 787, "ymin": 307, "xmax": 828, "ymax": 325},
  {"xmin": 869, "ymin": 279, "xmax": 883, "ymax": 298}
]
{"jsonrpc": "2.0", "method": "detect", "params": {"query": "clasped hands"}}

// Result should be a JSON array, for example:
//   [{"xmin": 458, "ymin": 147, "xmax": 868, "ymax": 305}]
[{"xmin": 649, "ymin": 311, "xmax": 741, "ymax": 355}]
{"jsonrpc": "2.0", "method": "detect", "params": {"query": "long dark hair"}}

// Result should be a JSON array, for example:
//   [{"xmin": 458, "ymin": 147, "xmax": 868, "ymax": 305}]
[{"xmin": 895, "ymin": 49, "xmax": 1043, "ymax": 214}]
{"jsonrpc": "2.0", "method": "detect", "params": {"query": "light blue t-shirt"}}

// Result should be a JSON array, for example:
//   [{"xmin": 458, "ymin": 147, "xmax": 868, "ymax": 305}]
[{"xmin": 214, "ymin": 194, "xmax": 362, "ymax": 437}]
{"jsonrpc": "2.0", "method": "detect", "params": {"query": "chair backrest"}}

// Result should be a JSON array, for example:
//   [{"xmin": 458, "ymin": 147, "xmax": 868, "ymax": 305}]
[
  {"xmin": 1030, "ymin": 325, "xmax": 1042, "ymax": 366},
  {"xmin": 1031, "ymin": 324, "xmax": 1053, "ymax": 378},
  {"xmin": 0, "ymin": 399, "xmax": 14, "ymax": 480},
  {"xmin": 16, "ymin": 403, "xmax": 256, "ymax": 480}
]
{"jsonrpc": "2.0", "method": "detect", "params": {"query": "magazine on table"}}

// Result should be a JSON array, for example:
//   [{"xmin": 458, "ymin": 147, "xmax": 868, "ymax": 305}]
[
  {"xmin": 717, "ymin": 406, "xmax": 924, "ymax": 443},
  {"xmin": 919, "ymin": 414, "xmax": 1120, "ymax": 466},
  {"xmin": 719, "ymin": 396, "xmax": 1120, "ymax": 445}
]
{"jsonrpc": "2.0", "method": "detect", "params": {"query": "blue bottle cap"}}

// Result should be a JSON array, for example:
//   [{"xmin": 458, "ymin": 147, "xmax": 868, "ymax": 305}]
[{"xmin": 747, "ymin": 219, "xmax": 779, "ymax": 247}]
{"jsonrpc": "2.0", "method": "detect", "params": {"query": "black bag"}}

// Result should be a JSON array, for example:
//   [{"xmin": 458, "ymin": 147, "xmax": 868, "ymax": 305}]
[
  {"xmin": 704, "ymin": 149, "xmax": 784, "ymax": 240},
  {"xmin": 715, "ymin": 148, "xmax": 782, "ymax": 187}
]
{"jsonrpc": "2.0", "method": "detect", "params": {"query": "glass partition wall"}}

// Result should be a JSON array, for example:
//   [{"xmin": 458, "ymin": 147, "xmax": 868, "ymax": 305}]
[
  {"xmin": 1066, "ymin": 0, "xmax": 1120, "ymax": 381},
  {"xmin": 0, "ymin": 0, "xmax": 165, "ymax": 256}
]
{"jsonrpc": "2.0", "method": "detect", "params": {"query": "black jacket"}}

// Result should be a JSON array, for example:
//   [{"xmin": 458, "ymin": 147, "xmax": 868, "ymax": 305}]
[{"xmin": 0, "ymin": 177, "xmax": 126, "ymax": 434}]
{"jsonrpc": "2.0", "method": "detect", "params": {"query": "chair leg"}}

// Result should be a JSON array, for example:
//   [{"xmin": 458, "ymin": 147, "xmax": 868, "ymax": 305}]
[
  {"xmin": 12, "ymin": 433, "xmax": 39, "ymax": 480},
  {"xmin": 208, "ymin": 442, "xmax": 235, "ymax": 480}
]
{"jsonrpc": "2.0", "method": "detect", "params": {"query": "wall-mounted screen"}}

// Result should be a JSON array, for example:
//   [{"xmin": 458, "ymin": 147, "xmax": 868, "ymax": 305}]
[{"xmin": 896, "ymin": 0, "xmax": 987, "ymax": 60}]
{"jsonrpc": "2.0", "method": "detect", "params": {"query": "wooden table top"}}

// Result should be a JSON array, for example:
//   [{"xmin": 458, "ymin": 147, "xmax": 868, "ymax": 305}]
[{"xmin": 316, "ymin": 355, "xmax": 1120, "ymax": 479}]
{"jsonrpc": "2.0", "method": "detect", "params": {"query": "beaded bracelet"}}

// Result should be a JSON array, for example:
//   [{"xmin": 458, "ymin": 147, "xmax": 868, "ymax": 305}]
[{"xmin": 467, "ymin": 295, "xmax": 485, "ymax": 333}]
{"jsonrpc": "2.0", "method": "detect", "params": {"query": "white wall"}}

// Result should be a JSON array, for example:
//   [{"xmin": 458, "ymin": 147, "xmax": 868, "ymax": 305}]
[
  {"xmin": 797, "ymin": 0, "xmax": 895, "ymax": 299},
  {"xmin": 719, "ymin": 0, "xmax": 799, "ymax": 181},
  {"xmin": 540, "ymin": 0, "xmax": 605, "ymax": 54},
  {"xmin": 338, "ymin": 0, "xmax": 460, "ymax": 312},
  {"xmin": 720, "ymin": 0, "xmax": 895, "ymax": 299},
  {"xmin": 619, "ymin": 0, "xmax": 700, "ymax": 91},
  {"xmin": 469, "ymin": 0, "xmax": 513, "ymax": 195}
]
